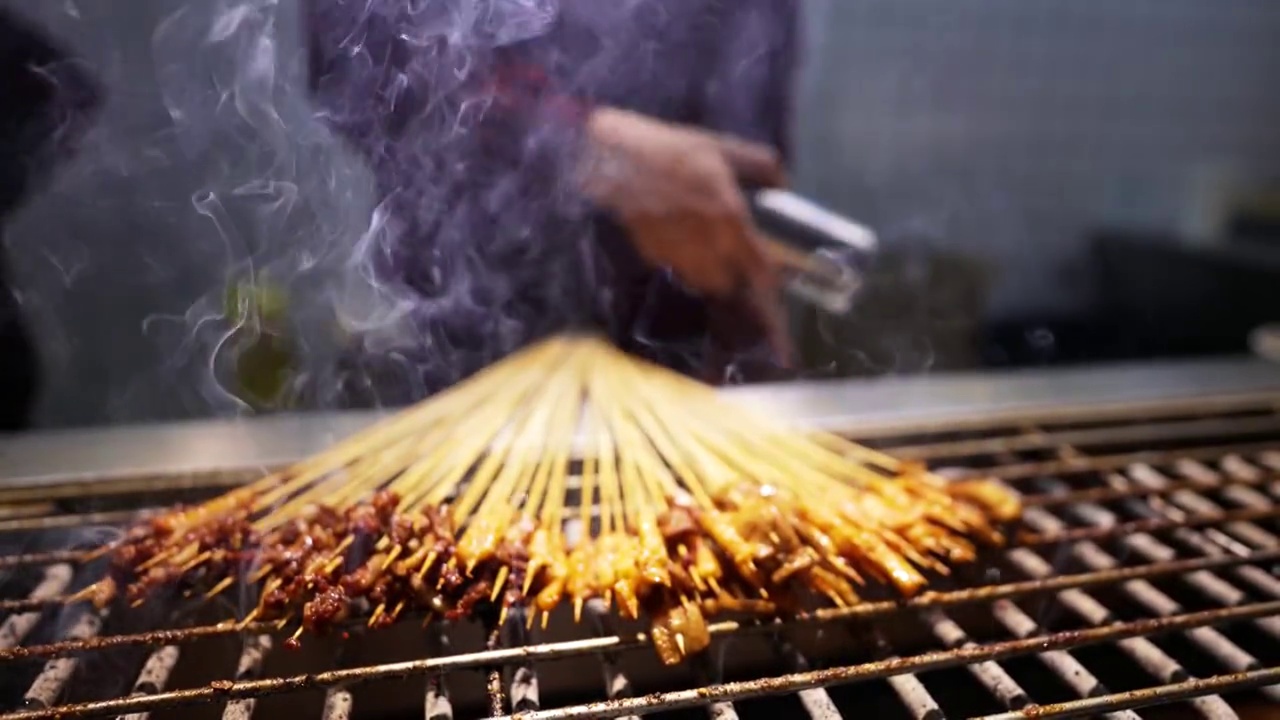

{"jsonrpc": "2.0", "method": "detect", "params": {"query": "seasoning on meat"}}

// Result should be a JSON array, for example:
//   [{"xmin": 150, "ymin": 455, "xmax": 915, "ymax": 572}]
[{"xmin": 75, "ymin": 335, "xmax": 1021, "ymax": 667}]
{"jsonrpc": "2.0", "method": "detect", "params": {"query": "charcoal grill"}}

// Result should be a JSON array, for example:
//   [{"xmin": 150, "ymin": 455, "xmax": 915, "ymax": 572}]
[{"xmin": 2, "ymin": 357, "xmax": 1280, "ymax": 720}]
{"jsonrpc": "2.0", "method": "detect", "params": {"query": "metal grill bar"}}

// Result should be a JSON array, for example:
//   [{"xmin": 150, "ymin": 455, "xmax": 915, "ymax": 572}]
[
  {"xmin": 23, "ymin": 609, "xmax": 105, "ymax": 710},
  {"xmin": 220, "ymin": 634, "xmax": 273, "ymax": 720},
  {"xmin": 691, "ymin": 657, "xmax": 738, "ymax": 720},
  {"xmin": 770, "ymin": 636, "xmax": 843, "ymax": 720},
  {"xmin": 985, "ymin": 598, "xmax": 1139, "ymax": 719},
  {"xmin": 0, "ymin": 619, "xmax": 284, "ymax": 662},
  {"xmin": 1177, "ymin": 459, "xmax": 1280, "ymax": 549},
  {"xmin": 0, "ymin": 511, "xmax": 150, "ymax": 535},
  {"xmin": 0, "ymin": 461, "xmax": 1262, "ymax": 563},
  {"xmin": 5, "ymin": 389, "xmax": 1280, "ymax": 720},
  {"xmin": 479, "ymin": 601, "xmax": 1280, "ymax": 720},
  {"xmin": 584, "ymin": 599, "xmax": 639, "ymax": 720},
  {"xmin": 1018, "ymin": 505, "xmax": 1280, "ymax": 545},
  {"xmin": 0, "ymin": 598, "xmax": 62, "ymax": 615},
  {"xmin": 0, "ymin": 565, "xmax": 71, "ymax": 650},
  {"xmin": 918, "ymin": 608, "xmax": 1029, "ymax": 709},
  {"xmin": 1253, "ymin": 450, "xmax": 1280, "ymax": 478},
  {"xmin": 1092, "ymin": 473, "xmax": 1280, "ymax": 620},
  {"xmin": 3, "ymin": 599, "xmax": 1276, "ymax": 720},
  {"xmin": 313, "ymin": 639, "xmax": 362, "ymax": 720},
  {"xmin": 1042, "ymin": 485, "xmax": 1264, "ymax": 622},
  {"xmin": 0, "ymin": 393, "xmax": 1265, "ymax": 504},
  {"xmin": 117, "ymin": 644, "xmax": 180, "ymax": 720},
  {"xmin": 1001, "ymin": 436, "xmax": 1274, "ymax": 718},
  {"xmin": 891, "ymin": 415, "xmax": 1280, "ymax": 460},
  {"xmin": 0, "ymin": 551, "xmax": 90, "ymax": 570},
  {"xmin": 424, "ymin": 624, "xmax": 454, "ymax": 720},
  {"xmin": 1119, "ymin": 461, "xmax": 1280, "ymax": 626},
  {"xmin": 0, "ymin": 469, "xmax": 1257, "ymax": 592},
  {"xmin": 1025, "ymin": 504, "xmax": 1279, "ymax": 703},
  {"xmin": 5, "ymin": 547, "xmax": 1276, "ymax": 666},
  {"xmin": 868, "ymin": 628, "xmax": 943, "ymax": 720},
  {"xmin": 0, "ymin": 506, "xmax": 56, "ymax": 522},
  {"xmin": 321, "ymin": 687, "xmax": 352, "ymax": 720},
  {"xmin": 989, "ymin": 441, "xmax": 1280, "ymax": 481},
  {"xmin": 484, "ymin": 624, "xmax": 507, "ymax": 717},
  {"xmin": 502, "ymin": 612, "xmax": 539, "ymax": 714},
  {"xmin": 0, "ymin": 471, "xmax": 253, "ymax": 506},
  {"xmin": 1002, "ymin": 457, "xmax": 1230, "ymax": 717},
  {"xmin": 1002, "ymin": 546, "xmax": 1197, "ymax": 687},
  {"xmin": 973, "ymin": 666, "xmax": 1280, "ymax": 720},
  {"xmin": 1022, "ymin": 471, "xmax": 1280, "ymax": 508}
]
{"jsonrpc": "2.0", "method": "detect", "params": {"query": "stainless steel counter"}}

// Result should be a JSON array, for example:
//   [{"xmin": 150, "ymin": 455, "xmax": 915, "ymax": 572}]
[{"xmin": 3, "ymin": 356, "xmax": 1279, "ymax": 484}]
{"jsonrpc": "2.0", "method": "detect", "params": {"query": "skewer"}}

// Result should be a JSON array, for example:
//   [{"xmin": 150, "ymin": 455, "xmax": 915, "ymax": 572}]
[
  {"xmin": 86, "ymin": 334, "xmax": 1018, "ymax": 664},
  {"xmin": 203, "ymin": 577, "xmax": 235, "ymax": 601}
]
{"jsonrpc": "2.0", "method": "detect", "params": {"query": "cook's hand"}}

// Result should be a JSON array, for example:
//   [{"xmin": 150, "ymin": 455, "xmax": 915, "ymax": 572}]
[{"xmin": 579, "ymin": 107, "xmax": 792, "ymax": 364}]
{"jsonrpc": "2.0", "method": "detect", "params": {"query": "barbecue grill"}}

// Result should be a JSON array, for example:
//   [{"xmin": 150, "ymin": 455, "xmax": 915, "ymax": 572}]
[{"xmin": 2, "ymin": 357, "xmax": 1280, "ymax": 720}]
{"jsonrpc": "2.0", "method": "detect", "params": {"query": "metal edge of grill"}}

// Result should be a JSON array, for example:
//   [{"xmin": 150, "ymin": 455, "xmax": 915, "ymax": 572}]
[{"xmin": 1, "ymin": 357, "xmax": 1279, "ymax": 720}]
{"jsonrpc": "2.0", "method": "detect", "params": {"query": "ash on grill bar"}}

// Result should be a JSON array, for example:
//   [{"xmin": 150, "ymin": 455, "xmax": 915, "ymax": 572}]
[{"xmin": 3, "ymin": 358, "xmax": 1280, "ymax": 719}]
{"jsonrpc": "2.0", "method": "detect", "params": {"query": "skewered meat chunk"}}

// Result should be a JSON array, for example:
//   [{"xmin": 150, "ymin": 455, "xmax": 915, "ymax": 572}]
[
  {"xmin": 696, "ymin": 510, "xmax": 770, "ymax": 586},
  {"xmin": 565, "ymin": 543, "xmax": 594, "ymax": 616},
  {"xmin": 600, "ymin": 533, "xmax": 641, "ymax": 618},
  {"xmin": 657, "ymin": 504, "xmax": 698, "ymax": 543},
  {"xmin": 87, "ymin": 576, "xmax": 118, "ymax": 609},
  {"xmin": 701, "ymin": 595, "xmax": 777, "ymax": 617},
  {"xmin": 635, "ymin": 515, "xmax": 671, "ymax": 588},
  {"xmin": 452, "ymin": 578, "xmax": 494, "ymax": 620},
  {"xmin": 303, "ymin": 586, "xmax": 351, "ymax": 633},
  {"xmin": 92, "ymin": 398, "xmax": 1021, "ymax": 664},
  {"xmin": 947, "ymin": 478, "xmax": 1022, "ymax": 523},
  {"xmin": 456, "ymin": 506, "xmax": 513, "ymax": 571},
  {"xmin": 648, "ymin": 596, "xmax": 711, "ymax": 666}
]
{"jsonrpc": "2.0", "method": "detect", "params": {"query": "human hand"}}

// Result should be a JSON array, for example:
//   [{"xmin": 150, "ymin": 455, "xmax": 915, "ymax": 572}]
[{"xmin": 578, "ymin": 107, "xmax": 791, "ymax": 364}]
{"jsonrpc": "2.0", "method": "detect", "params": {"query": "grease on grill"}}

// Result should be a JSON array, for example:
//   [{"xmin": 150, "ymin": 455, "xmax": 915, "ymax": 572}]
[
  {"xmin": 321, "ymin": 687, "xmax": 352, "ymax": 720},
  {"xmin": 868, "ymin": 628, "xmax": 944, "ymax": 720},
  {"xmin": 221, "ymin": 635, "xmax": 273, "ymax": 720},
  {"xmin": 920, "ymin": 608, "xmax": 1030, "ymax": 710},
  {"xmin": 0, "ymin": 565, "xmax": 72, "ymax": 650},
  {"xmin": 5, "ymin": 400, "xmax": 1280, "ymax": 720},
  {"xmin": 23, "ymin": 610, "xmax": 104, "ymax": 709},
  {"xmin": 117, "ymin": 644, "xmax": 181, "ymax": 720},
  {"xmin": 987, "ymin": 598, "xmax": 1117, "ymax": 707},
  {"xmin": 423, "ymin": 624, "xmax": 454, "ymax": 720},
  {"xmin": 131, "ymin": 644, "xmax": 181, "ymax": 695}
]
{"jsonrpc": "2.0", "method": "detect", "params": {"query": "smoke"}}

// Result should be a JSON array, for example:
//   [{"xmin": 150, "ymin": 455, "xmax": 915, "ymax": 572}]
[
  {"xmin": 123, "ymin": 0, "xmax": 599, "ymax": 416},
  {"xmin": 136, "ymin": 0, "xmax": 386, "ymax": 415},
  {"xmin": 5, "ymin": 0, "xmax": 802, "ymax": 425}
]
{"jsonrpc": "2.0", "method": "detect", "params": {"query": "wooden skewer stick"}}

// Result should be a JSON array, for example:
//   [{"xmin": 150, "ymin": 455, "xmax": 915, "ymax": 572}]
[
  {"xmin": 203, "ymin": 576, "xmax": 235, "ymax": 601},
  {"xmin": 490, "ymin": 566, "xmax": 509, "ymax": 603},
  {"xmin": 101, "ymin": 333, "xmax": 1019, "ymax": 650}
]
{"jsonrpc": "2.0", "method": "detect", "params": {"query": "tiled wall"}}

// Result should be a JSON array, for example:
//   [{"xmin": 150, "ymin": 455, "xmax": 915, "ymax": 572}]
[{"xmin": 793, "ymin": 0, "xmax": 1280, "ymax": 319}]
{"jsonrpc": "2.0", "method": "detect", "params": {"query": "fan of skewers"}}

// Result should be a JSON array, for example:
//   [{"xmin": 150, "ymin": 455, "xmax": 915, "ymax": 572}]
[{"xmin": 75, "ymin": 335, "xmax": 1021, "ymax": 666}]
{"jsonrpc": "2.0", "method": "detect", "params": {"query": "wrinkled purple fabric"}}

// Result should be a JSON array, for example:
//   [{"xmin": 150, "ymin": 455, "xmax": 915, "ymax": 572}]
[{"xmin": 304, "ymin": 0, "xmax": 799, "ymax": 402}]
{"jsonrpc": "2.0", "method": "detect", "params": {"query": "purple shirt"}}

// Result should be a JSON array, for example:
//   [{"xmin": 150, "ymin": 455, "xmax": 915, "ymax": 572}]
[{"xmin": 305, "ymin": 0, "xmax": 799, "ymax": 399}]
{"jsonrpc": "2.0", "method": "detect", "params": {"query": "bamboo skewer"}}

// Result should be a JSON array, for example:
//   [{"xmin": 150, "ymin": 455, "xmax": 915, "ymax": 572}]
[{"xmin": 82, "ymin": 334, "xmax": 1020, "ymax": 666}]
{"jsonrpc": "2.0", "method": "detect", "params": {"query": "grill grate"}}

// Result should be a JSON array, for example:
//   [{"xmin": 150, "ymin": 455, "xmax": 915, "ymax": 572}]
[{"xmin": 1, "ymin": 397, "xmax": 1280, "ymax": 719}]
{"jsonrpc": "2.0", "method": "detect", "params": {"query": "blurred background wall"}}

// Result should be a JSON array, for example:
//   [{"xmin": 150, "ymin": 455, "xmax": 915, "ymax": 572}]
[
  {"xmin": 2, "ymin": 0, "xmax": 1279, "ymax": 428},
  {"xmin": 790, "ymin": 0, "xmax": 1280, "ymax": 376}
]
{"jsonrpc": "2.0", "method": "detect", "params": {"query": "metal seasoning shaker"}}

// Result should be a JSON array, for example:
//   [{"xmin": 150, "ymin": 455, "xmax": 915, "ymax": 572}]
[{"xmin": 747, "ymin": 188, "xmax": 878, "ymax": 315}]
